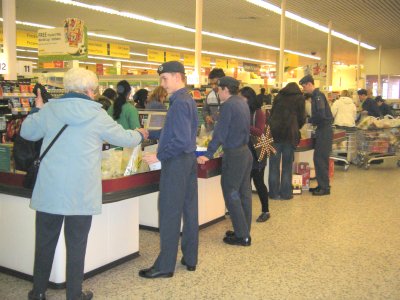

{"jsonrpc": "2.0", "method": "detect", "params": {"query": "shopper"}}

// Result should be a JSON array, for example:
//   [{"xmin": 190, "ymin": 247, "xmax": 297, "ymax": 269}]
[
  {"xmin": 376, "ymin": 96, "xmax": 393, "ymax": 117},
  {"xmin": 202, "ymin": 68, "xmax": 225, "ymax": 132},
  {"xmin": 140, "ymin": 61, "xmax": 199, "ymax": 278},
  {"xmin": 198, "ymin": 76, "xmax": 253, "ymax": 246},
  {"xmin": 108, "ymin": 80, "xmax": 140, "ymax": 130},
  {"xmin": 102, "ymin": 87, "xmax": 117, "ymax": 102},
  {"xmin": 145, "ymin": 86, "xmax": 168, "ymax": 109},
  {"xmin": 269, "ymin": 82, "xmax": 306, "ymax": 200},
  {"xmin": 256, "ymin": 87, "xmax": 271, "ymax": 105},
  {"xmin": 133, "ymin": 88, "xmax": 148, "ymax": 109},
  {"xmin": 21, "ymin": 68, "xmax": 147, "ymax": 300},
  {"xmin": 331, "ymin": 90, "xmax": 357, "ymax": 127},
  {"xmin": 96, "ymin": 95, "xmax": 112, "ymax": 111},
  {"xmin": 300, "ymin": 75, "xmax": 333, "ymax": 196},
  {"xmin": 357, "ymin": 88, "xmax": 380, "ymax": 117},
  {"xmin": 240, "ymin": 86, "xmax": 270, "ymax": 222}
]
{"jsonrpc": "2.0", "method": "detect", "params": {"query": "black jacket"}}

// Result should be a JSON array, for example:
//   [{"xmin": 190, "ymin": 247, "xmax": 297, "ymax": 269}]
[{"xmin": 269, "ymin": 84, "xmax": 306, "ymax": 146}]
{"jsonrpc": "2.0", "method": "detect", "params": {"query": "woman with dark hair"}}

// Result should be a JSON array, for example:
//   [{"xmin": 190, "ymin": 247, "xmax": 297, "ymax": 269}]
[
  {"xmin": 268, "ymin": 82, "xmax": 306, "ymax": 200},
  {"xmin": 240, "ymin": 86, "xmax": 270, "ymax": 222},
  {"xmin": 102, "ymin": 88, "xmax": 117, "ymax": 102},
  {"xmin": 133, "ymin": 88, "xmax": 148, "ymax": 109},
  {"xmin": 107, "ymin": 80, "xmax": 140, "ymax": 130}
]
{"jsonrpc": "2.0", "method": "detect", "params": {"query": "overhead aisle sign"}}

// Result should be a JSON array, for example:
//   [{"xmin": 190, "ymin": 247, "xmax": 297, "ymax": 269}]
[{"xmin": 147, "ymin": 49, "xmax": 164, "ymax": 63}]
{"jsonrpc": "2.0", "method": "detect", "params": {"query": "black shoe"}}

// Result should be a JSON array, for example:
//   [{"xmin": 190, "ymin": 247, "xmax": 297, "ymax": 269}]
[
  {"xmin": 139, "ymin": 267, "xmax": 173, "ymax": 279},
  {"xmin": 256, "ymin": 212, "xmax": 270, "ymax": 222},
  {"xmin": 28, "ymin": 290, "xmax": 46, "ymax": 300},
  {"xmin": 181, "ymin": 257, "xmax": 196, "ymax": 271},
  {"xmin": 309, "ymin": 186, "xmax": 321, "ymax": 192},
  {"xmin": 223, "ymin": 235, "xmax": 251, "ymax": 246},
  {"xmin": 80, "ymin": 291, "xmax": 94, "ymax": 300},
  {"xmin": 225, "ymin": 230, "xmax": 235, "ymax": 237},
  {"xmin": 312, "ymin": 188, "xmax": 330, "ymax": 196}
]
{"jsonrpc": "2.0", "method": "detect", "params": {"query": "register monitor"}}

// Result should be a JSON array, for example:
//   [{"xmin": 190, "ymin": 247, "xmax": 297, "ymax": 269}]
[{"xmin": 145, "ymin": 111, "xmax": 167, "ymax": 130}]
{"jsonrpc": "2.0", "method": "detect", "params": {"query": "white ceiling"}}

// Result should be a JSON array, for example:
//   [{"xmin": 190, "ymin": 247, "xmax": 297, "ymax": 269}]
[{"xmin": 2, "ymin": 0, "xmax": 400, "ymax": 67}]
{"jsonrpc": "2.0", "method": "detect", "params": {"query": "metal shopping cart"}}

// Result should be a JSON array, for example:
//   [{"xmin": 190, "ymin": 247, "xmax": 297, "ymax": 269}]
[
  {"xmin": 330, "ymin": 126, "xmax": 357, "ymax": 171},
  {"xmin": 354, "ymin": 127, "xmax": 400, "ymax": 169}
]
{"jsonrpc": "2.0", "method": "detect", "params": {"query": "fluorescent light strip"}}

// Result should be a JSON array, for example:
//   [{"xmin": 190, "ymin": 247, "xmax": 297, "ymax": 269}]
[
  {"xmin": 0, "ymin": 18, "xmax": 56, "ymax": 29},
  {"xmin": 203, "ymin": 50, "xmax": 276, "ymax": 64},
  {"xmin": 17, "ymin": 55, "xmax": 38, "ymax": 60},
  {"xmin": 17, "ymin": 48, "xmax": 39, "ymax": 53},
  {"xmin": 246, "ymin": 0, "xmax": 376, "ymax": 50},
  {"xmin": 51, "ymin": 0, "xmax": 318, "ymax": 59},
  {"xmin": 79, "ymin": 61, "xmax": 113, "ymax": 66},
  {"xmin": 129, "ymin": 52, "xmax": 147, "ymax": 57}
]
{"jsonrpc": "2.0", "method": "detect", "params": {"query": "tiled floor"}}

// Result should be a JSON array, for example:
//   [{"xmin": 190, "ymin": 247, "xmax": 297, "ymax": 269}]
[{"xmin": 1, "ymin": 159, "xmax": 400, "ymax": 299}]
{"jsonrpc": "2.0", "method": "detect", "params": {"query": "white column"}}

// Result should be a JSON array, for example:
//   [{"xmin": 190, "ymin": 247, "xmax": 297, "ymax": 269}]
[
  {"xmin": 3, "ymin": 0, "xmax": 17, "ymax": 80},
  {"xmin": 377, "ymin": 45, "xmax": 382, "ymax": 96},
  {"xmin": 326, "ymin": 21, "xmax": 333, "ymax": 91},
  {"xmin": 194, "ymin": 0, "xmax": 203, "ymax": 88},
  {"xmin": 278, "ymin": 0, "xmax": 286, "ymax": 88},
  {"xmin": 356, "ymin": 35, "xmax": 361, "ymax": 88}
]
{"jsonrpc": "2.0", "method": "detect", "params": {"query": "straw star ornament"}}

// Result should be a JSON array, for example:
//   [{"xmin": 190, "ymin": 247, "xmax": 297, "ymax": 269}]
[{"xmin": 253, "ymin": 126, "xmax": 276, "ymax": 162}]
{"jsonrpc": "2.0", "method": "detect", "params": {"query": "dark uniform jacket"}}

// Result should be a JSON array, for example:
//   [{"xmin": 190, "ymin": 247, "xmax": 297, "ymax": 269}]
[{"xmin": 310, "ymin": 88, "xmax": 333, "ymax": 127}]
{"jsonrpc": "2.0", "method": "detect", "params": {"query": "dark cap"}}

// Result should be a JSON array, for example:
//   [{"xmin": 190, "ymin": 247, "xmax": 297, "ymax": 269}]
[
  {"xmin": 157, "ymin": 61, "xmax": 185, "ymax": 75},
  {"xmin": 218, "ymin": 76, "xmax": 239, "ymax": 88},
  {"xmin": 299, "ymin": 74, "xmax": 314, "ymax": 85},
  {"xmin": 375, "ymin": 95, "xmax": 384, "ymax": 102},
  {"xmin": 357, "ymin": 89, "xmax": 367, "ymax": 95}
]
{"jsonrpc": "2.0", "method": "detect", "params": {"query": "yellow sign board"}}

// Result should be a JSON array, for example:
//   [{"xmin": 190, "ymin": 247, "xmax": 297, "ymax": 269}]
[
  {"xmin": 88, "ymin": 40, "xmax": 108, "ymax": 56},
  {"xmin": 16, "ymin": 30, "xmax": 38, "ymax": 48},
  {"xmin": 215, "ymin": 58, "xmax": 226, "ymax": 69},
  {"xmin": 165, "ymin": 51, "xmax": 180, "ymax": 62},
  {"xmin": 201, "ymin": 56, "xmax": 211, "ymax": 67},
  {"xmin": 109, "ymin": 43, "xmax": 130, "ymax": 59},
  {"xmin": 184, "ymin": 54, "xmax": 195, "ymax": 66},
  {"xmin": 228, "ymin": 59, "xmax": 238, "ymax": 69},
  {"xmin": 148, "ymin": 49, "xmax": 164, "ymax": 63},
  {"xmin": 285, "ymin": 53, "xmax": 299, "ymax": 67}
]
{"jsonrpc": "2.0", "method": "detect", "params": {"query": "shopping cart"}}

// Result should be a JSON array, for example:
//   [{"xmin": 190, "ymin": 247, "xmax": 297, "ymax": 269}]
[
  {"xmin": 353, "ymin": 127, "xmax": 400, "ymax": 169},
  {"xmin": 330, "ymin": 126, "xmax": 357, "ymax": 171}
]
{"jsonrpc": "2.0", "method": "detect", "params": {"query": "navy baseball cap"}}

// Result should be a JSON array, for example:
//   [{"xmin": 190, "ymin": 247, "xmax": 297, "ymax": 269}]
[
  {"xmin": 157, "ymin": 61, "xmax": 185, "ymax": 75},
  {"xmin": 299, "ymin": 74, "xmax": 314, "ymax": 85},
  {"xmin": 218, "ymin": 76, "xmax": 239, "ymax": 88}
]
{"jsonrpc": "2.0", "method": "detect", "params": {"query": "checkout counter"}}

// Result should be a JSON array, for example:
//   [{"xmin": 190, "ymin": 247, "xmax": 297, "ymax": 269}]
[{"xmin": 0, "ymin": 157, "xmax": 224, "ymax": 287}]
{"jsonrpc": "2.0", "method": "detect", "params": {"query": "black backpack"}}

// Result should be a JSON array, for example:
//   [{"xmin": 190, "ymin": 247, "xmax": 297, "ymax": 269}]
[{"xmin": 13, "ymin": 135, "xmax": 41, "ymax": 172}]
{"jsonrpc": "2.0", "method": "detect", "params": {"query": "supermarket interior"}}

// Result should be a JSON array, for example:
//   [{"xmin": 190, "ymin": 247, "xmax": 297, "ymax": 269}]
[{"xmin": 0, "ymin": 0, "xmax": 399, "ymax": 299}]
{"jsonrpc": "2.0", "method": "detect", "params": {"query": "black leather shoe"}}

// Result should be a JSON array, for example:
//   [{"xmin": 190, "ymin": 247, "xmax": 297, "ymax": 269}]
[
  {"xmin": 28, "ymin": 290, "xmax": 46, "ymax": 300},
  {"xmin": 80, "ymin": 291, "xmax": 93, "ymax": 300},
  {"xmin": 181, "ymin": 257, "xmax": 196, "ymax": 271},
  {"xmin": 139, "ymin": 267, "xmax": 173, "ymax": 279},
  {"xmin": 312, "ymin": 188, "xmax": 330, "ymax": 196},
  {"xmin": 309, "ymin": 186, "xmax": 321, "ymax": 192},
  {"xmin": 223, "ymin": 235, "xmax": 251, "ymax": 246},
  {"xmin": 225, "ymin": 230, "xmax": 235, "ymax": 237}
]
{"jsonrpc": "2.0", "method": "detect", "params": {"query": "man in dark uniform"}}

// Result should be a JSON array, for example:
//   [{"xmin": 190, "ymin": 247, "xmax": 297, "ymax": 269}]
[
  {"xmin": 140, "ymin": 61, "xmax": 199, "ymax": 278},
  {"xmin": 300, "ymin": 75, "xmax": 333, "ymax": 196},
  {"xmin": 357, "ymin": 88, "xmax": 380, "ymax": 117},
  {"xmin": 202, "ymin": 68, "xmax": 225, "ymax": 132},
  {"xmin": 198, "ymin": 76, "xmax": 253, "ymax": 246},
  {"xmin": 376, "ymin": 96, "xmax": 393, "ymax": 117}
]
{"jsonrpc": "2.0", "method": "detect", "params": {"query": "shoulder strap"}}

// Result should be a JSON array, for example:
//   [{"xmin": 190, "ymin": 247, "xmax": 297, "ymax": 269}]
[
  {"xmin": 252, "ymin": 111, "xmax": 256, "ymax": 126},
  {"xmin": 39, "ymin": 125, "xmax": 68, "ymax": 161}
]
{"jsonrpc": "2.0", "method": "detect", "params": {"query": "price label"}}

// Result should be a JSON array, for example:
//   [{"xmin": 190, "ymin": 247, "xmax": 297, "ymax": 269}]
[
  {"xmin": 17, "ymin": 61, "xmax": 33, "ymax": 76},
  {"xmin": 0, "ymin": 54, "xmax": 8, "ymax": 74}
]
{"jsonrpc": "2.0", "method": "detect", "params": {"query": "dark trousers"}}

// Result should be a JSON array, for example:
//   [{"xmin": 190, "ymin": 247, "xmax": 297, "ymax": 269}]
[
  {"xmin": 314, "ymin": 125, "xmax": 333, "ymax": 189},
  {"xmin": 251, "ymin": 166, "xmax": 269, "ymax": 213},
  {"xmin": 221, "ymin": 146, "xmax": 253, "ymax": 238},
  {"xmin": 33, "ymin": 211, "xmax": 92, "ymax": 300},
  {"xmin": 154, "ymin": 153, "xmax": 199, "ymax": 272},
  {"xmin": 268, "ymin": 143, "xmax": 295, "ymax": 199}
]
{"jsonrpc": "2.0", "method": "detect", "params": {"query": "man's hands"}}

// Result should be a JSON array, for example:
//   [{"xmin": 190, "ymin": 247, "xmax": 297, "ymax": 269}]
[
  {"xmin": 205, "ymin": 115, "xmax": 214, "ymax": 125},
  {"xmin": 197, "ymin": 156, "xmax": 209, "ymax": 164},
  {"xmin": 142, "ymin": 153, "xmax": 159, "ymax": 164},
  {"xmin": 35, "ymin": 89, "xmax": 45, "ymax": 109}
]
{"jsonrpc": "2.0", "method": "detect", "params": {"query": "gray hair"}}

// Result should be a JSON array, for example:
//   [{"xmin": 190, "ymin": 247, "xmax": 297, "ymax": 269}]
[{"xmin": 63, "ymin": 68, "xmax": 98, "ymax": 93}]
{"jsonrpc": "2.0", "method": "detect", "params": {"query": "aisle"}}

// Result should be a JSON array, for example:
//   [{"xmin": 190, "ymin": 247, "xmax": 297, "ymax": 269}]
[{"xmin": 1, "ymin": 160, "xmax": 399, "ymax": 299}]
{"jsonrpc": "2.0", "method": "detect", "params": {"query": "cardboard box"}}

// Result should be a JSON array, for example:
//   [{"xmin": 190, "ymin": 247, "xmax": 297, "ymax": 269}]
[
  {"xmin": 292, "ymin": 174, "xmax": 303, "ymax": 195},
  {"xmin": 293, "ymin": 162, "xmax": 310, "ymax": 190}
]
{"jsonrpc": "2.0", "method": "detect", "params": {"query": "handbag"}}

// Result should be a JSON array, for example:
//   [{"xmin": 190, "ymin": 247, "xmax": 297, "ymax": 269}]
[
  {"xmin": 13, "ymin": 134, "xmax": 41, "ymax": 171},
  {"xmin": 23, "ymin": 125, "xmax": 68, "ymax": 189},
  {"xmin": 250, "ymin": 111, "xmax": 276, "ymax": 163}
]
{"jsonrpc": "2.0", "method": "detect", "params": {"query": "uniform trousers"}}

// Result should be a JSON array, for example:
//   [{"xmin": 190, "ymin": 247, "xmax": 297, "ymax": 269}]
[
  {"xmin": 221, "ymin": 145, "xmax": 253, "ymax": 238},
  {"xmin": 154, "ymin": 152, "xmax": 199, "ymax": 272},
  {"xmin": 33, "ymin": 211, "xmax": 92, "ymax": 300},
  {"xmin": 314, "ymin": 124, "xmax": 333, "ymax": 189}
]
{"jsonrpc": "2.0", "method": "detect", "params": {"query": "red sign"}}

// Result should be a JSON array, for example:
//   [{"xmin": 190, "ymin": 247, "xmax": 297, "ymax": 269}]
[
  {"xmin": 96, "ymin": 63, "xmax": 104, "ymax": 76},
  {"xmin": 53, "ymin": 61, "xmax": 64, "ymax": 68}
]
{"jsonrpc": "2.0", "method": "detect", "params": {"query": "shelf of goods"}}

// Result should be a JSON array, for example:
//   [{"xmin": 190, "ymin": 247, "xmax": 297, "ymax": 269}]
[{"xmin": 0, "ymin": 157, "xmax": 224, "ymax": 287}]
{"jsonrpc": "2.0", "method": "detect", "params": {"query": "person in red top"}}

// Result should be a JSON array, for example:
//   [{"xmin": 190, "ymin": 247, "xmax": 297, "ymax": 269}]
[{"xmin": 240, "ymin": 87, "xmax": 270, "ymax": 222}]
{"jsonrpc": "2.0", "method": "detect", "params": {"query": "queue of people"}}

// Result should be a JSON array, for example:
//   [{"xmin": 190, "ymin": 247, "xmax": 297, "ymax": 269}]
[{"xmin": 22, "ymin": 63, "xmax": 394, "ymax": 299}]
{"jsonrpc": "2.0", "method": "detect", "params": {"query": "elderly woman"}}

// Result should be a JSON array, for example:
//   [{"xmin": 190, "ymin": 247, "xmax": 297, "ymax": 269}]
[{"xmin": 21, "ymin": 68, "xmax": 147, "ymax": 300}]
